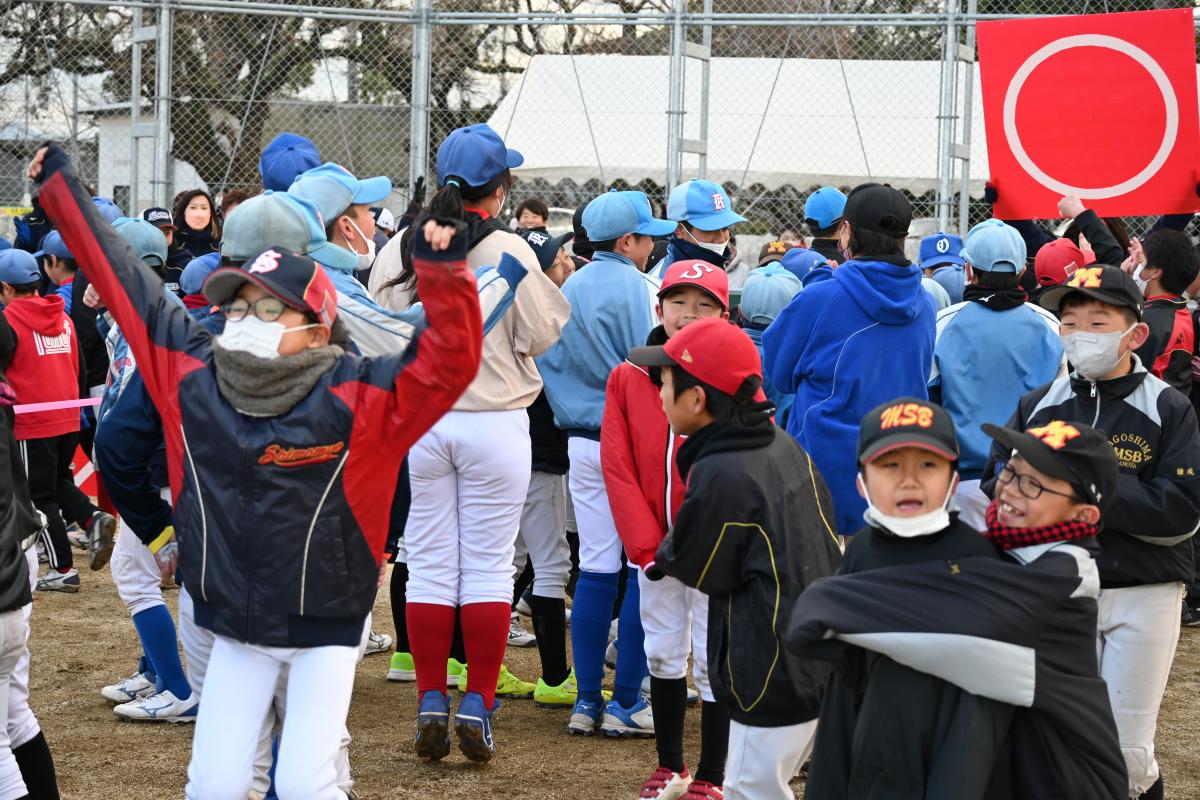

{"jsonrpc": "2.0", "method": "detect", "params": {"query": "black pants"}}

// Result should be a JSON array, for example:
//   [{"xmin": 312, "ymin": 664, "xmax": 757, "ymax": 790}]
[{"xmin": 21, "ymin": 433, "xmax": 96, "ymax": 571}]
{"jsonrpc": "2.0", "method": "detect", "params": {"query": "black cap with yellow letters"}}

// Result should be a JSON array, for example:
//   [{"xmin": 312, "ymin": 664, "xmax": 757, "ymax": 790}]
[
  {"xmin": 1037, "ymin": 264, "xmax": 1143, "ymax": 321},
  {"xmin": 858, "ymin": 397, "xmax": 959, "ymax": 465}
]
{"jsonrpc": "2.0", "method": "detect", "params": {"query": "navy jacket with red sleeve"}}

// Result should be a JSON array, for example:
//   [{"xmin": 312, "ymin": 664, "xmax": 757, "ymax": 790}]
[{"xmin": 36, "ymin": 146, "xmax": 483, "ymax": 648}]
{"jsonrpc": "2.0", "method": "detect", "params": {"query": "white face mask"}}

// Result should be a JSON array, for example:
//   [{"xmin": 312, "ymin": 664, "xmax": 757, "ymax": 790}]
[
  {"xmin": 1132, "ymin": 263, "xmax": 1148, "ymax": 295},
  {"xmin": 686, "ymin": 228, "xmax": 730, "ymax": 258},
  {"xmin": 217, "ymin": 316, "xmax": 317, "ymax": 360},
  {"xmin": 347, "ymin": 219, "xmax": 377, "ymax": 271},
  {"xmin": 858, "ymin": 473, "xmax": 959, "ymax": 539},
  {"xmin": 1061, "ymin": 324, "xmax": 1136, "ymax": 382}
]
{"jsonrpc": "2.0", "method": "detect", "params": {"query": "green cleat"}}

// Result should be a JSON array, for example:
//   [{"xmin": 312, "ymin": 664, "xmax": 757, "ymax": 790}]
[
  {"xmin": 387, "ymin": 652, "xmax": 416, "ymax": 682},
  {"xmin": 458, "ymin": 664, "xmax": 535, "ymax": 698},
  {"xmin": 447, "ymin": 657, "xmax": 467, "ymax": 686},
  {"xmin": 534, "ymin": 669, "xmax": 611, "ymax": 708}
]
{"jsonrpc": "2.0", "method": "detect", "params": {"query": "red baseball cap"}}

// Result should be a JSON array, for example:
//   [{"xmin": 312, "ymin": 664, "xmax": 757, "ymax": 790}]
[
  {"xmin": 628, "ymin": 317, "xmax": 761, "ymax": 399},
  {"xmin": 657, "ymin": 259, "xmax": 730, "ymax": 310},
  {"xmin": 1034, "ymin": 238, "xmax": 1087, "ymax": 287}
]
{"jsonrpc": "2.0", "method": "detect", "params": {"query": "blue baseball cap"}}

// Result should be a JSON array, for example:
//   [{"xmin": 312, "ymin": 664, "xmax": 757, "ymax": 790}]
[
  {"xmin": 779, "ymin": 248, "xmax": 830, "ymax": 281},
  {"xmin": 0, "ymin": 238, "xmax": 11, "ymax": 252},
  {"xmin": 112, "ymin": 217, "xmax": 168, "ymax": 268},
  {"xmin": 740, "ymin": 263, "xmax": 802, "ymax": 325},
  {"xmin": 221, "ymin": 191, "xmax": 357, "ymax": 272},
  {"xmin": 92, "ymin": 196, "xmax": 124, "ymax": 224},
  {"xmin": 436, "ymin": 124, "xmax": 523, "ymax": 189},
  {"xmin": 666, "ymin": 180, "xmax": 747, "ymax": 232},
  {"xmin": 963, "ymin": 219, "xmax": 1026, "ymax": 274},
  {"xmin": 582, "ymin": 191, "xmax": 676, "ymax": 241},
  {"xmin": 259, "ymin": 132, "xmax": 321, "ymax": 192},
  {"xmin": 919, "ymin": 232, "xmax": 965, "ymax": 271},
  {"xmin": 803, "ymin": 187, "xmax": 847, "ymax": 231},
  {"xmin": 929, "ymin": 264, "xmax": 965, "ymax": 304},
  {"xmin": 0, "ymin": 249, "xmax": 39, "ymax": 285},
  {"xmin": 180, "ymin": 252, "xmax": 221, "ymax": 296},
  {"xmin": 33, "ymin": 230, "xmax": 71, "ymax": 260},
  {"xmin": 289, "ymin": 163, "xmax": 392, "ymax": 224}
]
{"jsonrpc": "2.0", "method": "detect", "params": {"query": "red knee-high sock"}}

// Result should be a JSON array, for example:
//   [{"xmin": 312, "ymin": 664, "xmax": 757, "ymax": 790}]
[
  {"xmin": 460, "ymin": 602, "xmax": 510, "ymax": 708},
  {"xmin": 407, "ymin": 602, "xmax": 456, "ymax": 695}
]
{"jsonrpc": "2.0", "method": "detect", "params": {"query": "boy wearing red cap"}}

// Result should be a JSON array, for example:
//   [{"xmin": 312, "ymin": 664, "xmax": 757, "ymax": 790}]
[
  {"xmin": 629, "ymin": 318, "xmax": 842, "ymax": 800},
  {"xmin": 601, "ymin": 260, "xmax": 731, "ymax": 799}
]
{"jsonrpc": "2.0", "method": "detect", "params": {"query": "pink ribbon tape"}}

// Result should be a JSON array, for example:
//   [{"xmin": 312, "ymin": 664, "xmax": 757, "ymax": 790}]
[{"xmin": 13, "ymin": 398, "xmax": 102, "ymax": 415}]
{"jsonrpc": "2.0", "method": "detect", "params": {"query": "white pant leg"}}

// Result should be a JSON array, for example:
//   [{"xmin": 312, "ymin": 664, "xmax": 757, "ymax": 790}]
[
  {"xmin": 0, "ymin": 612, "xmax": 27, "ymax": 800},
  {"xmin": 953, "ymin": 479, "xmax": 988, "ymax": 533},
  {"xmin": 8, "ymin": 548, "xmax": 39, "ymax": 751},
  {"xmin": 454, "ymin": 410, "xmax": 530, "ymax": 606},
  {"xmin": 177, "ymin": 586, "xmax": 211, "ymax": 697},
  {"xmin": 111, "ymin": 516, "xmax": 165, "ymax": 617},
  {"xmin": 404, "ymin": 419, "xmax": 461, "ymax": 606},
  {"xmin": 1097, "ymin": 582, "xmax": 1185, "ymax": 798},
  {"xmin": 518, "ymin": 471, "xmax": 570, "ymax": 599},
  {"xmin": 689, "ymin": 589, "xmax": 713, "ymax": 702},
  {"xmin": 273, "ymin": 645, "xmax": 358, "ymax": 800},
  {"xmin": 564, "ymin": 473, "xmax": 577, "ymax": 534},
  {"xmin": 568, "ymin": 438, "xmax": 623, "ymax": 573},
  {"xmin": 638, "ymin": 570, "xmax": 692, "ymax": 680},
  {"xmin": 724, "ymin": 719, "xmax": 817, "ymax": 800},
  {"xmin": 186, "ymin": 636, "xmax": 286, "ymax": 800}
]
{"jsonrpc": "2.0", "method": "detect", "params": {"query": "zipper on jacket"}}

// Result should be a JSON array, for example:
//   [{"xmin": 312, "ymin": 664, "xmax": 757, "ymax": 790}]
[
  {"xmin": 1090, "ymin": 381, "xmax": 1101, "ymax": 427},
  {"xmin": 664, "ymin": 429, "xmax": 675, "ymax": 530},
  {"xmin": 299, "ymin": 452, "xmax": 350, "ymax": 615},
  {"xmin": 179, "ymin": 425, "xmax": 209, "ymax": 602}
]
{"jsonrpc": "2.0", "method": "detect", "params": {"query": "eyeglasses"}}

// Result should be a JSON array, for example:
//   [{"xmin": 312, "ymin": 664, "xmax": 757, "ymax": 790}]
[
  {"xmin": 996, "ymin": 464, "xmax": 1080, "ymax": 502},
  {"xmin": 221, "ymin": 295, "xmax": 287, "ymax": 322}
]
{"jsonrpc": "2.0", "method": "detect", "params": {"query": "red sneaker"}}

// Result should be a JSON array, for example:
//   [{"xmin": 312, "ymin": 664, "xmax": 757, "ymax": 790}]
[
  {"xmin": 640, "ymin": 766, "xmax": 692, "ymax": 799},
  {"xmin": 681, "ymin": 780, "xmax": 724, "ymax": 800}
]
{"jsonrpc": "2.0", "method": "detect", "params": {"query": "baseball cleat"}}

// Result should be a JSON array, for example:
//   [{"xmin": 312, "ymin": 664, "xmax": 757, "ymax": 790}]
[
  {"xmin": 459, "ymin": 664, "xmax": 534, "ymax": 699},
  {"xmin": 86, "ymin": 512, "xmax": 117, "ymax": 571},
  {"xmin": 507, "ymin": 613, "xmax": 536, "ymax": 647},
  {"xmin": 454, "ymin": 691, "xmax": 497, "ymax": 763},
  {"xmin": 102, "ymin": 670, "xmax": 156, "ymax": 704},
  {"xmin": 601, "ymin": 694, "xmax": 655, "ymax": 738},
  {"xmin": 640, "ymin": 766, "xmax": 692, "ymax": 800},
  {"xmin": 567, "ymin": 698, "xmax": 604, "ymax": 736},
  {"xmin": 364, "ymin": 630, "xmax": 393, "ymax": 656},
  {"xmin": 36, "ymin": 569, "xmax": 80, "ymax": 593},
  {"xmin": 681, "ymin": 780, "xmax": 723, "ymax": 800},
  {"xmin": 414, "ymin": 690, "xmax": 451, "ymax": 761},
  {"xmin": 114, "ymin": 689, "xmax": 198, "ymax": 723}
]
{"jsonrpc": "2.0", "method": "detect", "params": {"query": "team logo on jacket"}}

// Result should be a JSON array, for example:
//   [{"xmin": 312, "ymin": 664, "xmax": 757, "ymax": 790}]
[
  {"xmin": 33, "ymin": 321, "xmax": 72, "ymax": 356},
  {"xmin": 879, "ymin": 402, "xmax": 933, "ymax": 429},
  {"xmin": 258, "ymin": 441, "xmax": 345, "ymax": 468},
  {"xmin": 1110, "ymin": 432, "xmax": 1152, "ymax": 471},
  {"xmin": 1028, "ymin": 421, "xmax": 1080, "ymax": 450}
]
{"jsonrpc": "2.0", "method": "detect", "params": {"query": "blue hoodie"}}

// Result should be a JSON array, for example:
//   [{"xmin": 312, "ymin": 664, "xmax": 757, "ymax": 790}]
[
  {"xmin": 763, "ymin": 258, "xmax": 935, "ymax": 535},
  {"xmin": 537, "ymin": 250, "xmax": 659, "ymax": 435}
]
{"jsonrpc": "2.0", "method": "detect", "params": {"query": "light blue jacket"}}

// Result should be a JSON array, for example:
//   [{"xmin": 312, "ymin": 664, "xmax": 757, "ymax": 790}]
[{"xmin": 537, "ymin": 251, "xmax": 660, "ymax": 435}]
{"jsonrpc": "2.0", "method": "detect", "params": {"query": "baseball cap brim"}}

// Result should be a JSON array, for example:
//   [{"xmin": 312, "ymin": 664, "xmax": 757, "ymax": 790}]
[
  {"xmin": 202, "ymin": 267, "xmax": 305, "ymax": 310},
  {"xmin": 920, "ymin": 253, "xmax": 965, "ymax": 270},
  {"xmin": 657, "ymin": 279, "xmax": 726, "ymax": 309},
  {"xmin": 351, "ymin": 175, "xmax": 392, "ymax": 206},
  {"xmin": 1037, "ymin": 284, "xmax": 1142, "ymax": 320},
  {"xmin": 627, "ymin": 344, "xmax": 676, "ymax": 368},
  {"xmin": 308, "ymin": 240, "xmax": 359, "ymax": 272},
  {"xmin": 858, "ymin": 433, "xmax": 957, "ymax": 465},
  {"xmin": 637, "ymin": 218, "xmax": 679, "ymax": 237},
  {"xmin": 506, "ymin": 148, "xmax": 524, "ymax": 170},
  {"xmin": 981, "ymin": 423, "xmax": 1079, "ymax": 489},
  {"xmin": 688, "ymin": 209, "xmax": 748, "ymax": 232}
]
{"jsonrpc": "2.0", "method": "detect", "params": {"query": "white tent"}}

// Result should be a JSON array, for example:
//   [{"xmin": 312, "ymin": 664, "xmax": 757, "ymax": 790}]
[{"xmin": 487, "ymin": 54, "xmax": 989, "ymax": 194}]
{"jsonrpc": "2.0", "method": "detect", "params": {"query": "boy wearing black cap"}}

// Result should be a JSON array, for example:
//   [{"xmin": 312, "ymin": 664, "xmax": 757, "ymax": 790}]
[
  {"xmin": 789, "ymin": 417, "xmax": 1128, "ymax": 800},
  {"xmin": 986, "ymin": 264, "xmax": 1200, "ymax": 800},
  {"xmin": 630, "ymin": 318, "xmax": 842, "ymax": 800}
]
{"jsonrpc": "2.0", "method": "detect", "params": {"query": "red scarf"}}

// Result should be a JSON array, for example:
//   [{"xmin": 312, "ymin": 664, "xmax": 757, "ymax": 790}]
[{"xmin": 983, "ymin": 501, "xmax": 1096, "ymax": 550}]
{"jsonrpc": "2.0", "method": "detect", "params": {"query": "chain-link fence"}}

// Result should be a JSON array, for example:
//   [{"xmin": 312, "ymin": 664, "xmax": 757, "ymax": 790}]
[{"xmin": 0, "ymin": 0, "xmax": 1190, "ymax": 246}]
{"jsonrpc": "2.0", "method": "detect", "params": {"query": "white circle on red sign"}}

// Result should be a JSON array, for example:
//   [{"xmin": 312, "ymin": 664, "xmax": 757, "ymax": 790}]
[{"xmin": 1002, "ymin": 34, "xmax": 1178, "ymax": 199}]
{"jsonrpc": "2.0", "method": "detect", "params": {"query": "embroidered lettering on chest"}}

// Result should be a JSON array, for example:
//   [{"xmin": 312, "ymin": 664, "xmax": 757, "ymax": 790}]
[{"xmin": 258, "ymin": 441, "xmax": 345, "ymax": 468}]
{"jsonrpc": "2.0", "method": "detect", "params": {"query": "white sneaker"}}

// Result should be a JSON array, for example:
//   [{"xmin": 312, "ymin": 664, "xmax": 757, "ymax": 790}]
[
  {"xmin": 114, "ymin": 689, "xmax": 198, "ymax": 723},
  {"xmin": 66, "ymin": 525, "xmax": 88, "ymax": 551},
  {"xmin": 641, "ymin": 676, "xmax": 701, "ymax": 706},
  {"xmin": 102, "ymin": 671, "xmax": 156, "ymax": 704},
  {"xmin": 36, "ymin": 568, "xmax": 79, "ymax": 593},
  {"xmin": 508, "ymin": 613, "xmax": 536, "ymax": 647},
  {"xmin": 605, "ymin": 640, "xmax": 618, "ymax": 670},
  {"xmin": 364, "ymin": 630, "xmax": 393, "ymax": 656}
]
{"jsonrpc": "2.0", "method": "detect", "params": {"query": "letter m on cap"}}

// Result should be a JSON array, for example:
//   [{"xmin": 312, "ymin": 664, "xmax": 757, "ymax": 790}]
[
  {"xmin": 1028, "ymin": 421, "xmax": 1081, "ymax": 450},
  {"xmin": 1068, "ymin": 267, "xmax": 1103, "ymax": 288}
]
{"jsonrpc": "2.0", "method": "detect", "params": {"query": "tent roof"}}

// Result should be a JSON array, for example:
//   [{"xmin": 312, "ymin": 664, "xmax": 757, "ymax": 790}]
[{"xmin": 488, "ymin": 54, "xmax": 988, "ymax": 194}]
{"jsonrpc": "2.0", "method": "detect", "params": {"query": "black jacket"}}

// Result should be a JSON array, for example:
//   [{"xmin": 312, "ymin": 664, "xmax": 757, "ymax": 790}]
[
  {"xmin": 790, "ymin": 518, "xmax": 1013, "ymax": 800},
  {"xmin": 809, "ymin": 237, "xmax": 845, "ymax": 265},
  {"xmin": 1135, "ymin": 295, "xmax": 1193, "ymax": 395},
  {"xmin": 789, "ymin": 539, "xmax": 1125, "ymax": 800},
  {"xmin": 983, "ymin": 357, "xmax": 1200, "ymax": 587},
  {"xmin": 70, "ymin": 274, "xmax": 109, "ymax": 390},
  {"xmin": 0, "ymin": 317, "xmax": 34, "ymax": 613},
  {"xmin": 528, "ymin": 390, "xmax": 568, "ymax": 475},
  {"xmin": 654, "ymin": 416, "xmax": 842, "ymax": 727}
]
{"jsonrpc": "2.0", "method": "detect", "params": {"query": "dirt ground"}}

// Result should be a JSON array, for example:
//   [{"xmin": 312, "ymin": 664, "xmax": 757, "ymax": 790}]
[{"xmin": 26, "ymin": 562, "xmax": 1200, "ymax": 799}]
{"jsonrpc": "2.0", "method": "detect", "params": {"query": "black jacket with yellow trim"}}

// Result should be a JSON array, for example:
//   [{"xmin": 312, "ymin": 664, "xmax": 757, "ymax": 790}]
[{"xmin": 654, "ymin": 414, "xmax": 842, "ymax": 727}]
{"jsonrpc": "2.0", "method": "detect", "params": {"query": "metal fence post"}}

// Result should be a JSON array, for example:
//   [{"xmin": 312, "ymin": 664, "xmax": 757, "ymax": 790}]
[
  {"xmin": 665, "ymin": 0, "xmax": 686, "ymax": 191},
  {"xmin": 409, "ymin": 0, "xmax": 432, "ymax": 197},
  {"xmin": 697, "ymin": 0, "xmax": 712, "ymax": 180},
  {"xmin": 936, "ymin": 0, "xmax": 956, "ymax": 231},
  {"xmin": 958, "ymin": 0, "xmax": 978, "ymax": 234},
  {"xmin": 153, "ymin": 0, "xmax": 173, "ymax": 208}
]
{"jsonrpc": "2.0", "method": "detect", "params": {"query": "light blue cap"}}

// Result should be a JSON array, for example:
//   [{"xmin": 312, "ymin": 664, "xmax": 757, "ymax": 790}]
[
  {"xmin": 921, "ymin": 276, "xmax": 952, "ymax": 311},
  {"xmin": 34, "ymin": 230, "xmax": 71, "ymax": 260},
  {"xmin": 0, "ymin": 250, "xmax": 39, "ymax": 285},
  {"xmin": 963, "ymin": 218, "xmax": 1026, "ymax": 274},
  {"xmin": 666, "ymin": 180, "xmax": 747, "ymax": 231},
  {"xmin": 221, "ymin": 191, "xmax": 357, "ymax": 272},
  {"xmin": 740, "ymin": 263, "xmax": 802, "ymax": 325},
  {"xmin": 288, "ymin": 162, "xmax": 392, "ymax": 225},
  {"xmin": 92, "ymin": 196, "xmax": 124, "ymax": 224},
  {"xmin": 181, "ymin": 252, "xmax": 221, "ymax": 295},
  {"xmin": 582, "ymin": 191, "xmax": 676, "ymax": 241},
  {"xmin": 113, "ymin": 217, "xmax": 168, "ymax": 268},
  {"xmin": 803, "ymin": 187, "xmax": 847, "ymax": 231},
  {"xmin": 929, "ymin": 263, "xmax": 965, "ymax": 304},
  {"xmin": 779, "ymin": 248, "xmax": 830, "ymax": 281}
]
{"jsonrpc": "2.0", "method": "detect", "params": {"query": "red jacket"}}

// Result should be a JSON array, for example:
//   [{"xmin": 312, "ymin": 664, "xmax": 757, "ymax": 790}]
[
  {"xmin": 3, "ymin": 295, "xmax": 80, "ymax": 441},
  {"xmin": 602, "ymin": 347, "xmax": 687, "ymax": 569}
]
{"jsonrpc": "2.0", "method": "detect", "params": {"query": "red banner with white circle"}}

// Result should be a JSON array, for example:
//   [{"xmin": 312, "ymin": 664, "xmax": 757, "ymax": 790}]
[{"xmin": 978, "ymin": 8, "xmax": 1200, "ymax": 219}]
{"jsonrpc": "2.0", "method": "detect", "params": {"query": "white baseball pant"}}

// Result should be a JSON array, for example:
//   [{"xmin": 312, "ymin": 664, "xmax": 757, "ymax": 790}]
[
  {"xmin": 513, "ymin": 471, "xmax": 570, "ymax": 599},
  {"xmin": 7, "ymin": 547, "xmax": 40, "ymax": 752},
  {"xmin": 185, "ymin": 634, "xmax": 357, "ymax": 800},
  {"xmin": 638, "ymin": 569, "xmax": 712, "ymax": 701},
  {"xmin": 406, "ymin": 409, "xmax": 531, "ymax": 606},
  {"xmin": 111, "ymin": 515, "xmax": 164, "ymax": 616},
  {"xmin": 0, "ymin": 610, "xmax": 29, "ymax": 800},
  {"xmin": 724, "ymin": 719, "xmax": 817, "ymax": 800},
  {"xmin": 564, "ymin": 473, "xmax": 577, "ymax": 534},
  {"xmin": 953, "ymin": 479, "xmax": 988, "ymax": 533},
  {"xmin": 567, "ymin": 438, "xmax": 623, "ymax": 573},
  {"xmin": 1097, "ymin": 582, "xmax": 1185, "ymax": 798}
]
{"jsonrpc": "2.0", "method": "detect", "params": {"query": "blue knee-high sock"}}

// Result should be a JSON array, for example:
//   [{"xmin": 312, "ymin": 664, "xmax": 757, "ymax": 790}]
[
  {"xmin": 570, "ymin": 570, "xmax": 620, "ymax": 704},
  {"xmin": 613, "ymin": 566, "xmax": 647, "ymax": 707},
  {"xmin": 131, "ymin": 605, "xmax": 191, "ymax": 700}
]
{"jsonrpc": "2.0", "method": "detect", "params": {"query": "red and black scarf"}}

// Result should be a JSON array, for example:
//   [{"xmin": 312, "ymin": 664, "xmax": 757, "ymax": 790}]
[{"xmin": 983, "ymin": 501, "xmax": 1097, "ymax": 550}]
